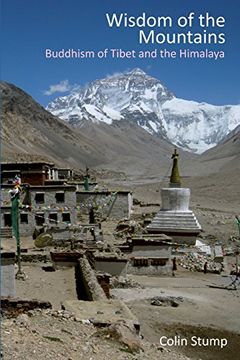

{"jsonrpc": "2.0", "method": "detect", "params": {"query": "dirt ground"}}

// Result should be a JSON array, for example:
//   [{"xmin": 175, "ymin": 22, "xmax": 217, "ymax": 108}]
[
  {"xmin": 2, "ymin": 173, "xmax": 240, "ymax": 359},
  {"xmin": 112, "ymin": 270, "xmax": 240, "ymax": 360},
  {"xmin": 9, "ymin": 263, "xmax": 240, "ymax": 360},
  {"xmin": 15, "ymin": 263, "xmax": 77, "ymax": 308}
]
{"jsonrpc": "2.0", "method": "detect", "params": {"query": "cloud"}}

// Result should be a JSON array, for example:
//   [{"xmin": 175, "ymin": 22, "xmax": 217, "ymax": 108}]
[
  {"xmin": 105, "ymin": 71, "xmax": 122, "ymax": 79},
  {"xmin": 44, "ymin": 80, "xmax": 73, "ymax": 96}
]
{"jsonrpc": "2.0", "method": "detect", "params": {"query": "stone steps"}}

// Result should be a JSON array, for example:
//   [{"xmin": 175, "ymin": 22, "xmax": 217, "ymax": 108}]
[
  {"xmin": 150, "ymin": 218, "xmax": 199, "ymax": 224},
  {"xmin": 150, "ymin": 223, "xmax": 199, "ymax": 228},
  {"xmin": 154, "ymin": 212, "xmax": 196, "ymax": 217},
  {"xmin": 150, "ymin": 226, "xmax": 199, "ymax": 230},
  {"xmin": 148, "ymin": 212, "xmax": 201, "ymax": 232},
  {"xmin": 0, "ymin": 227, "xmax": 13, "ymax": 239}
]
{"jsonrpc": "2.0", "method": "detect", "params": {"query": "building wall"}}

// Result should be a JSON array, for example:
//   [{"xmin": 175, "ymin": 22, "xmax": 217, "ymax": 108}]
[
  {"xmin": 1, "ymin": 163, "xmax": 53, "ymax": 186},
  {"xmin": 19, "ymin": 211, "xmax": 35, "ymax": 236},
  {"xmin": 127, "ymin": 244, "xmax": 172, "ymax": 275},
  {"xmin": 21, "ymin": 172, "xmax": 46, "ymax": 185},
  {"xmin": 31, "ymin": 188, "xmax": 77, "ymax": 230},
  {"xmin": 76, "ymin": 192, "xmax": 132, "ymax": 219},
  {"xmin": 1, "ymin": 186, "xmax": 77, "ymax": 237},
  {"xmin": 0, "ymin": 207, "xmax": 34, "ymax": 237},
  {"xmin": 30, "ymin": 187, "xmax": 76, "ymax": 208},
  {"xmin": 1, "ymin": 186, "xmax": 76, "ymax": 206},
  {"xmin": 94, "ymin": 260, "xmax": 128, "ymax": 276}
]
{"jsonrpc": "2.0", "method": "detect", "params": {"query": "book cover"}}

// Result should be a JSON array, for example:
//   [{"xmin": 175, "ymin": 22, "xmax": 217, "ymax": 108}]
[{"xmin": 1, "ymin": 1, "xmax": 240, "ymax": 359}]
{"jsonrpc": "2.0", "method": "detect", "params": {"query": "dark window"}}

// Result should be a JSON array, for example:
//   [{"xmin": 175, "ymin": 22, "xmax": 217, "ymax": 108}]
[
  {"xmin": 62, "ymin": 213, "xmax": 71, "ymax": 223},
  {"xmin": 35, "ymin": 213, "xmax": 45, "ymax": 226},
  {"xmin": 133, "ymin": 258, "xmax": 149, "ymax": 267},
  {"xmin": 20, "ymin": 213, "xmax": 28, "ymax": 224},
  {"xmin": 58, "ymin": 173, "xmax": 65, "ymax": 180},
  {"xmin": 35, "ymin": 192, "xmax": 45, "ymax": 204},
  {"xmin": 151, "ymin": 259, "xmax": 167, "ymax": 266},
  {"xmin": 4, "ymin": 213, "xmax": 12, "ymax": 227},
  {"xmin": 55, "ymin": 192, "xmax": 65, "ymax": 203},
  {"xmin": 49, "ymin": 213, "xmax": 58, "ymax": 224}
]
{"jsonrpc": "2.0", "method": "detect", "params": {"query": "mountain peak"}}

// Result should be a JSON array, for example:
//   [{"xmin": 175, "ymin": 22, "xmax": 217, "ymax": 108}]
[
  {"xmin": 46, "ymin": 70, "xmax": 240, "ymax": 153},
  {"xmin": 128, "ymin": 68, "xmax": 146, "ymax": 76}
]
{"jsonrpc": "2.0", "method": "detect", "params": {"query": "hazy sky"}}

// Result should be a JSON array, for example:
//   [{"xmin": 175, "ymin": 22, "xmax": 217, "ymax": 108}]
[{"xmin": 1, "ymin": 0, "xmax": 239, "ymax": 106}]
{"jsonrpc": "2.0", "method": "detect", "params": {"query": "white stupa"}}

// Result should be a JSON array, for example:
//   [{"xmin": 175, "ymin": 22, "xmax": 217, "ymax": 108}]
[{"xmin": 147, "ymin": 149, "xmax": 201, "ymax": 245}]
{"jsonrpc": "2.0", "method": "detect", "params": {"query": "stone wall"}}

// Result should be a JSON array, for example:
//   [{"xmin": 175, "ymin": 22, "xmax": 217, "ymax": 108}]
[
  {"xmin": 21, "ymin": 253, "xmax": 49, "ymax": 263},
  {"xmin": 49, "ymin": 224, "xmax": 102, "ymax": 242},
  {"xmin": 31, "ymin": 187, "xmax": 77, "ymax": 227},
  {"xmin": 127, "ymin": 261, "xmax": 172, "ymax": 275},
  {"xmin": 1, "ymin": 185, "xmax": 76, "ymax": 207},
  {"xmin": 76, "ymin": 191, "xmax": 132, "ymax": 219},
  {"xmin": 0, "ymin": 207, "xmax": 35, "ymax": 237},
  {"xmin": 76, "ymin": 256, "xmax": 106, "ymax": 301},
  {"xmin": 1, "ymin": 185, "xmax": 77, "ymax": 237},
  {"xmin": 1, "ymin": 298, "xmax": 52, "ymax": 318}
]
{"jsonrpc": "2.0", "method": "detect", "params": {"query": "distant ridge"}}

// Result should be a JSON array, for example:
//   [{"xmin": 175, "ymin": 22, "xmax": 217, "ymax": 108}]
[{"xmin": 47, "ymin": 68, "xmax": 240, "ymax": 154}]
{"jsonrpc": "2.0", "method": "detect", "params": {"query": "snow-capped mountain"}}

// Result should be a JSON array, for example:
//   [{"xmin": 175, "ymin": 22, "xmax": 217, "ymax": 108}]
[{"xmin": 47, "ymin": 69, "xmax": 240, "ymax": 153}]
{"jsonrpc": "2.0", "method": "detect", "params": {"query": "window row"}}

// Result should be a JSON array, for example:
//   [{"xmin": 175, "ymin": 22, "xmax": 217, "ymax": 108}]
[
  {"xmin": 35, "ymin": 192, "xmax": 65, "ymax": 204},
  {"xmin": 3, "ymin": 212, "xmax": 71, "ymax": 227},
  {"xmin": 133, "ymin": 258, "xmax": 167, "ymax": 267},
  {"xmin": 35, "ymin": 212, "xmax": 71, "ymax": 225}
]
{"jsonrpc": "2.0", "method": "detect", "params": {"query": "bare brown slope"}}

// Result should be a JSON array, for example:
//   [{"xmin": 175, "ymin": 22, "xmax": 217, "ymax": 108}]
[
  {"xmin": 75, "ymin": 119, "xmax": 190, "ymax": 175},
  {"xmin": 1, "ymin": 81, "xmax": 106, "ymax": 168},
  {"xmin": 1, "ymin": 81, "xmax": 187, "ymax": 175},
  {"xmin": 198, "ymin": 124, "xmax": 240, "ymax": 173}
]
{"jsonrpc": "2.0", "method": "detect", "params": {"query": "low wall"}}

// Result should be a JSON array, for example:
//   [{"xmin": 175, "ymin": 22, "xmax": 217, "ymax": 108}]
[
  {"xmin": 76, "ymin": 256, "xmax": 106, "ymax": 301},
  {"xmin": 21, "ymin": 253, "xmax": 49, "ymax": 263},
  {"xmin": 1, "ymin": 298, "xmax": 52, "ymax": 318}
]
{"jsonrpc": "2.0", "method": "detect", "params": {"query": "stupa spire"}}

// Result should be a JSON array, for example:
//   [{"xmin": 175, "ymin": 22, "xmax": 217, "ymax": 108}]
[{"xmin": 169, "ymin": 148, "xmax": 181, "ymax": 187}]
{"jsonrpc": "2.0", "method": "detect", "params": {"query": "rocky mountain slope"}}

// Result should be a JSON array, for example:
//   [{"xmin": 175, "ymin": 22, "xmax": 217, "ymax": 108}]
[
  {"xmin": 47, "ymin": 69, "xmax": 240, "ymax": 153},
  {"xmin": 1, "ymin": 81, "xmax": 179, "ymax": 175},
  {"xmin": 1, "ymin": 81, "xmax": 102, "ymax": 168}
]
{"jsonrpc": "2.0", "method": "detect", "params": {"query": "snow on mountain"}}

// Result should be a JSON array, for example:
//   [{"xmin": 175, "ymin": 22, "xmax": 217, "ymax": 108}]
[
  {"xmin": 161, "ymin": 98, "xmax": 240, "ymax": 153},
  {"xmin": 47, "ymin": 69, "xmax": 240, "ymax": 153}
]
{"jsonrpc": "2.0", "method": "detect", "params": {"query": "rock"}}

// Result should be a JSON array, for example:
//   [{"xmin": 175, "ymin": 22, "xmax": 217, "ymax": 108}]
[
  {"xmin": 150, "ymin": 296, "xmax": 180, "ymax": 307},
  {"xmin": 15, "ymin": 314, "xmax": 30, "ymax": 327},
  {"xmin": 179, "ymin": 252, "xmax": 222, "ymax": 273},
  {"xmin": 63, "ymin": 313, "xmax": 71, "ymax": 319},
  {"xmin": 98, "ymin": 321, "xmax": 143, "ymax": 353},
  {"xmin": 110, "ymin": 276, "xmax": 144, "ymax": 289},
  {"xmin": 28, "ymin": 310, "xmax": 36, "ymax": 317},
  {"xmin": 34, "ymin": 233, "xmax": 53, "ymax": 248}
]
